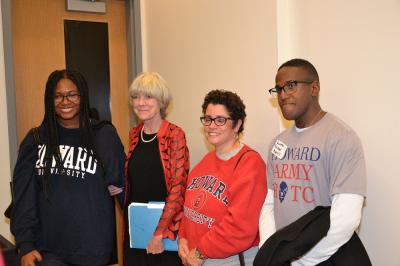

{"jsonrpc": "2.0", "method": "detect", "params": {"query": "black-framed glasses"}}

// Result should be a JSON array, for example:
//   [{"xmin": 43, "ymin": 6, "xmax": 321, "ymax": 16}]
[
  {"xmin": 200, "ymin": 116, "xmax": 232, "ymax": 126},
  {"xmin": 54, "ymin": 92, "xmax": 81, "ymax": 103},
  {"xmin": 268, "ymin": 80, "xmax": 314, "ymax": 96}
]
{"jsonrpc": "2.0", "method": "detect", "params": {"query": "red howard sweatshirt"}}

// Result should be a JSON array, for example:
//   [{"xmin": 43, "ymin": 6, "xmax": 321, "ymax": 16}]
[{"xmin": 179, "ymin": 145, "xmax": 267, "ymax": 258}]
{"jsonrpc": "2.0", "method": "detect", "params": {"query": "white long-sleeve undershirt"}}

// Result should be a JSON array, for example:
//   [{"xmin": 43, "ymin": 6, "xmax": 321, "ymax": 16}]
[{"xmin": 259, "ymin": 188, "xmax": 276, "ymax": 247}]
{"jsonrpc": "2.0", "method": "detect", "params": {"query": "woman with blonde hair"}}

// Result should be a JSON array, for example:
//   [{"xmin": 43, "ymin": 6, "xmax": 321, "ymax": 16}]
[{"xmin": 123, "ymin": 72, "xmax": 190, "ymax": 265}]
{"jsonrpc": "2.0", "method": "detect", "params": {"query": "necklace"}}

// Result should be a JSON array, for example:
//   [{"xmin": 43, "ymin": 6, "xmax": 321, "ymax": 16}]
[
  {"xmin": 140, "ymin": 127, "xmax": 157, "ymax": 143},
  {"xmin": 308, "ymin": 109, "xmax": 323, "ymax": 127}
]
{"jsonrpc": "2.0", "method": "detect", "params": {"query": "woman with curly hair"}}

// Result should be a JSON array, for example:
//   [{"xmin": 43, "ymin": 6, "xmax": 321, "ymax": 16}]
[{"xmin": 178, "ymin": 90, "xmax": 267, "ymax": 266}]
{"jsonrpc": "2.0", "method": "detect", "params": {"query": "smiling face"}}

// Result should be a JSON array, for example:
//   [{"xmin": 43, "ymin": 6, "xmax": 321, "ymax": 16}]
[
  {"xmin": 275, "ymin": 66, "xmax": 320, "ymax": 126},
  {"xmin": 54, "ymin": 78, "xmax": 81, "ymax": 128},
  {"xmin": 130, "ymin": 93, "xmax": 162, "ymax": 123},
  {"xmin": 203, "ymin": 103, "xmax": 241, "ymax": 153}
]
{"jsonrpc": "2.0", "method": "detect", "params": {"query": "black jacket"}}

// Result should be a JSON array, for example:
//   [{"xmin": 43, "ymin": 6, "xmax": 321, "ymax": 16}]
[
  {"xmin": 254, "ymin": 206, "xmax": 371, "ymax": 266},
  {"xmin": 10, "ymin": 122, "xmax": 125, "ymax": 266}
]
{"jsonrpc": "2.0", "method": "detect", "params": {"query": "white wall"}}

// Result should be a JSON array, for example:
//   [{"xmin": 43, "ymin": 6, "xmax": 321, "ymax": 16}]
[
  {"xmin": 0, "ymin": 1, "xmax": 13, "ymax": 241},
  {"xmin": 142, "ymin": 0, "xmax": 398, "ymax": 265},
  {"xmin": 141, "ymin": 0, "xmax": 279, "ymax": 164}
]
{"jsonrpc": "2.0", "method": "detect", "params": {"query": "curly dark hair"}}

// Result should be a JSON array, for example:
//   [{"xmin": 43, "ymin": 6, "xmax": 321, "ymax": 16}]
[{"xmin": 201, "ymin": 89, "xmax": 246, "ymax": 134}]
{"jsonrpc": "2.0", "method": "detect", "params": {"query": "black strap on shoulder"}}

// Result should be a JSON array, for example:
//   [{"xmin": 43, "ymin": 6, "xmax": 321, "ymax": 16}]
[
  {"xmin": 234, "ymin": 149, "xmax": 255, "ymax": 170},
  {"xmin": 32, "ymin": 127, "xmax": 41, "ymax": 144}
]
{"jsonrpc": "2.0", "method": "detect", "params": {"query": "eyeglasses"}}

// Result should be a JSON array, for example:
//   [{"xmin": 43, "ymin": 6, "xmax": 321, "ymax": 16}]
[
  {"xmin": 200, "ymin": 116, "xmax": 232, "ymax": 126},
  {"xmin": 54, "ymin": 92, "xmax": 81, "ymax": 103},
  {"xmin": 268, "ymin": 80, "xmax": 314, "ymax": 96}
]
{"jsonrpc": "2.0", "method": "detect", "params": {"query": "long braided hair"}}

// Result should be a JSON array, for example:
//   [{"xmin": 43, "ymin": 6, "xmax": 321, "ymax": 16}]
[{"xmin": 42, "ymin": 69, "xmax": 96, "ymax": 196}]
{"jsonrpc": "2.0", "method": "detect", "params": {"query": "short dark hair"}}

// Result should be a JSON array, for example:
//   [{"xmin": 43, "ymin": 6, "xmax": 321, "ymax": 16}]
[
  {"xmin": 278, "ymin": 58, "xmax": 319, "ymax": 81},
  {"xmin": 201, "ymin": 89, "xmax": 246, "ymax": 134}
]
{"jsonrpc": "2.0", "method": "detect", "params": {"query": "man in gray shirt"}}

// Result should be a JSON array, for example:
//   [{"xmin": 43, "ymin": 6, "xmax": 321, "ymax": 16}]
[{"xmin": 265, "ymin": 58, "xmax": 366, "ymax": 265}]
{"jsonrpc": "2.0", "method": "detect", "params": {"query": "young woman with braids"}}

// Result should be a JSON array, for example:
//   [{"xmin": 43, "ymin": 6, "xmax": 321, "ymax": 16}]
[{"xmin": 10, "ymin": 69, "xmax": 125, "ymax": 266}]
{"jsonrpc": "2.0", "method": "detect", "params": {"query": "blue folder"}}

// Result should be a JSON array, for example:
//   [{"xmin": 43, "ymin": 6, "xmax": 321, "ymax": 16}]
[{"xmin": 128, "ymin": 202, "xmax": 178, "ymax": 251}]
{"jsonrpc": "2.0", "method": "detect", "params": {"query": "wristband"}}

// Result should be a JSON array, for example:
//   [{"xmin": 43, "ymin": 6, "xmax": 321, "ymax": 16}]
[{"xmin": 195, "ymin": 248, "xmax": 207, "ymax": 260}]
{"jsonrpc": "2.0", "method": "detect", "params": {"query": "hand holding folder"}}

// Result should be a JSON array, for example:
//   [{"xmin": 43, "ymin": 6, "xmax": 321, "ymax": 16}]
[{"xmin": 128, "ymin": 202, "xmax": 178, "ymax": 251}]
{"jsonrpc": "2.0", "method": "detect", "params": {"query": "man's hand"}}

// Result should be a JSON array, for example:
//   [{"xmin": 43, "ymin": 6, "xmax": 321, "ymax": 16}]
[
  {"xmin": 146, "ymin": 235, "xmax": 164, "ymax": 254},
  {"xmin": 21, "ymin": 250, "xmax": 42, "ymax": 266}
]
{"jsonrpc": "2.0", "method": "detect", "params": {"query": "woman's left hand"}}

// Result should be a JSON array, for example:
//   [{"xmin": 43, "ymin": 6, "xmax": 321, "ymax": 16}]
[
  {"xmin": 146, "ymin": 235, "xmax": 164, "ymax": 254},
  {"xmin": 185, "ymin": 248, "xmax": 205, "ymax": 266}
]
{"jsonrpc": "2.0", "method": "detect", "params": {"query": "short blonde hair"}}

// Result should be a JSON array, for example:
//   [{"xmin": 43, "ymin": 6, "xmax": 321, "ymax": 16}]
[{"xmin": 129, "ymin": 72, "xmax": 171, "ymax": 118}]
